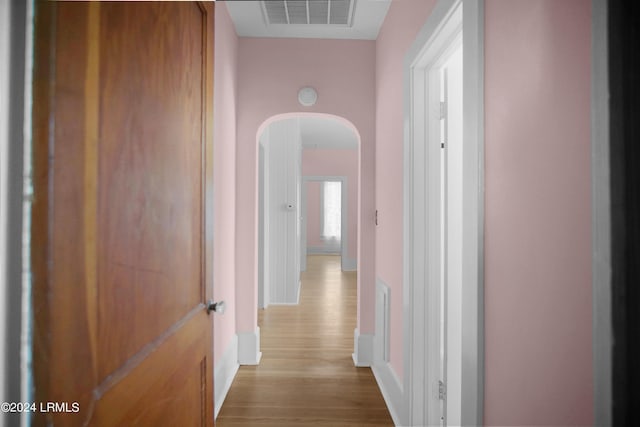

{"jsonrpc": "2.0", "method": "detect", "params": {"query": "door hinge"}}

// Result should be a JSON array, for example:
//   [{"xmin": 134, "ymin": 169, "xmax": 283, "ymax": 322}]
[
  {"xmin": 439, "ymin": 101, "xmax": 446, "ymax": 120},
  {"xmin": 438, "ymin": 380, "xmax": 446, "ymax": 400}
]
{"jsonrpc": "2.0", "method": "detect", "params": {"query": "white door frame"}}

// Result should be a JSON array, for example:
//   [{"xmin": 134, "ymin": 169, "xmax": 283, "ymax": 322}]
[
  {"xmin": 302, "ymin": 176, "xmax": 348, "ymax": 271},
  {"xmin": 402, "ymin": 1, "xmax": 484, "ymax": 425},
  {"xmin": 258, "ymin": 143, "xmax": 269, "ymax": 309},
  {"xmin": 591, "ymin": 0, "xmax": 611, "ymax": 424},
  {"xmin": 1, "ymin": 0, "xmax": 30, "ymax": 421}
]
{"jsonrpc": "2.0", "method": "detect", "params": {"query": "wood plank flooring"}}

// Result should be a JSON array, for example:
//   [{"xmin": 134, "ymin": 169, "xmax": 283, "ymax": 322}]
[{"xmin": 216, "ymin": 255, "xmax": 394, "ymax": 426}]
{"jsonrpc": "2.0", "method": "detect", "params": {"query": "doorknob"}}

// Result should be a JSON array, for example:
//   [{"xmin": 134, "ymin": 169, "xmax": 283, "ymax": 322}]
[{"xmin": 207, "ymin": 300, "xmax": 226, "ymax": 315}]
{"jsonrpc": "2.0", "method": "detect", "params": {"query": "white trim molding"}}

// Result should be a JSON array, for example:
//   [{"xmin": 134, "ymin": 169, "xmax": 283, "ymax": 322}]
[
  {"xmin": 341, "ymin": 257, "xmax": 357, "ymax": 272},
  {"xmin": 307, "ymin": 246, "xmax": 340, "ymax": 255},
  {"xmin": 214, "ymin": 335, "xmax": 240, "ymax": 419},
  {"xmin": 1, "ymin": 1, "xmax": 30, "ymax": 425},
  {"xmin": 372, "ymin": 277, "xmax": 404, "ymax": 425},
  {"xmin": 375, "ymin": 278, "xmax": 391, "ymax": 365},
  {"xmin": 591, "ymin": 0, "xmax": 611, "ymax": 425},
  {"xmin": 372, "ymin": 361, "xmax": 404, "ymax": 427},
  {"xmin": 403, "ymin": 1, "xmax": 484, "ymax": 426},
  {"xmin": 351, "ymin": 328, "xmax": 373, "ymax": 367},
  {"xmin": 0, "ymin": 0, "xmax": 11, "ymax": 414},
  {"xmin": 237, "ymin": 327, "xmax": 262, "ymax": 365}
]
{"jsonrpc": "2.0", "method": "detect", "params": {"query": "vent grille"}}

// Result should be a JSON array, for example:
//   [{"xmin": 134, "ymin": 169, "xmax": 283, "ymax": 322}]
[{"xmin": 262, "ymin": 0, "xmax": 355, "ymax": 26}]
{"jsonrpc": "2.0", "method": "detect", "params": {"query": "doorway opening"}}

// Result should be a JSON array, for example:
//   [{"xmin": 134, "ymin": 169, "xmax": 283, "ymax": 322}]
[
  {"xmin": 321, "ymin": 180, "xmax": 342, "ymax": 253},
  {"xmin": 301, "ymin": 176, "xmax": 349, "ymax": 272},
  {"xmin": 403, "ymin": 0, "xmax": 484, "ymax": 426},
  {"xmin": 257, "ymin": 114, "xmax": 359, "ymax": 310}
]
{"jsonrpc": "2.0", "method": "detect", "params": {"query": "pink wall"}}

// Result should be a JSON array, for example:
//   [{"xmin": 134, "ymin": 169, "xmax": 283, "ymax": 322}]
[
  {"xmin": 484, "ymin": 0, "xmax": 592, "ymax": 425},
  {"xmin": 376, "ymin": 0, "xmax": 593, "ymax": 424},
  {"xmin": 213, "ymin": 3, "xmax": 238, "ymax": 366},
  {"xmin": 375, "ymin": 0, "xmax": 437, "ymax": 380},
  {"xmin": 303, "ymin": 148, "xmax": 359, "ymax": 261},
  {"xmin": 236, "ymin": 39, "xmax": 376, "ymax": 335},
  {"xmin": 305, "ymin": 181, "xmax": 322, "ymax": 247}
]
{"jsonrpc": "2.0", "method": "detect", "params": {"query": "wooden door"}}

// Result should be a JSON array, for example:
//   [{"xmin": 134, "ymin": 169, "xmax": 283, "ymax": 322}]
[{"xmin": 31, "ymin": 2, "xmax": 215, "ymax": 425}]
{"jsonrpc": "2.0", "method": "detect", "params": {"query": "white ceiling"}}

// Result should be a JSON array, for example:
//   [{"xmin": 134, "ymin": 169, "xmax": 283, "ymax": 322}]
[
  {"xmin": 300, "ymin": 116, "xmax": 358, "ymax": 149},
  {"xmin": 259, "ymin": 117, "xmax": 358, "ymax": 149},
  {"xmin": 259, "ymin": 117, "xmax": 357, "ymax": 149},
  {"xmin": 225, "ymin": 0, "xmax": 392, "ymax": 40}
]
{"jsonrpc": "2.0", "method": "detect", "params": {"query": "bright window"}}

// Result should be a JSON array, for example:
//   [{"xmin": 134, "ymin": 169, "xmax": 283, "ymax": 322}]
[{"xmin": 322, "ymin": 181, "xmax": 341, "ymax": 239}]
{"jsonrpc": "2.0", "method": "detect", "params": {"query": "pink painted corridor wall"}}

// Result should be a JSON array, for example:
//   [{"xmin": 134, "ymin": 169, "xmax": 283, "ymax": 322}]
[
  {"xmin": 305, "ymin": 181, "xmax": 322, "ymax": 248},
  {"xmin": 376, "ymin": 0, "xmax": 593, "ymax": 425},
  {"xmin": 212, "ymin": 2, "xmax": 238, "ymax": 367},
  {"xmin": 375, "ymin": 0, "xmax": 437, "ymax": 381},
  {"xmin": 484, "ymin": 0, "xmax": 592, "ymax": 425},
  {"xmin": 236, "ymin": 38, "xmax": 376, "ymax": 336},
  {"xmin": 215, "ymin": 0, "xmax": 593, "ymax": 424},
  {"xmin": 303, "ymin": 148, "xmax": 359, "ymax": 262}
]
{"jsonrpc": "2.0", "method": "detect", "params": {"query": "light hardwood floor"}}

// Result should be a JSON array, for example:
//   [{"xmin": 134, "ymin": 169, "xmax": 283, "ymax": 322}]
[{"xmin": 216, "ymin": 255, "xmax": 394, "ymax": 426}]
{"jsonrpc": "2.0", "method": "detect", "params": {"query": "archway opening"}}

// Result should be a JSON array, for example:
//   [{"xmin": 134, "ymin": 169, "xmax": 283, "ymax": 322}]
[{"xmin": 256, "ymin": 113, "xmax": 361, "ymax": 310}]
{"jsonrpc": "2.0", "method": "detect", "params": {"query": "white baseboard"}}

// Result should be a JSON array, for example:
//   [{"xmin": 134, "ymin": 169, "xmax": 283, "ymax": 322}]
[
  {"xmin": 351, "ymin": 328, "xmax": 373, "ymax": 367},
  {"xmin": 306, "ymin": 250, "xmax": 356, "ymax": 271},
  {"xmin": 342, "ymin": 257, "xmax": 357, "ymax": 271},
  {"xmin": 214, "ymin": 335, "xmax": 239, "ymax": 419},
  {"xmin": 238, "ymin": 327, "xmax": 262, "ymax": 365},
  {"xmin": 375, "ymin": 278, "xmax": 391, "ymax": 364},
  {"xmin": 307, "ymin": 246, "xmax": 340, "ymax": 254},
  {"xmin": 372, "ymin": 277, "xmax": 404, "ymax": 425},
  {"xmin": 372, "ymin": 361, "xmax": 404, "ymax": 427}
]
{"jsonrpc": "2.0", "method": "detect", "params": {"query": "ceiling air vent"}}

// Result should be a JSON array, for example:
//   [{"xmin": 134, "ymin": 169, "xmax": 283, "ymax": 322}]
[{"xmin": 261, "ymin": 0, "xmax": 356, "ymax": 26}]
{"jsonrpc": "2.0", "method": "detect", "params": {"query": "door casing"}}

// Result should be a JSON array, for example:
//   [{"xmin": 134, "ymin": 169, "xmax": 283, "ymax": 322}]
[
  {"xmin": 301, "ymin": 176, "xmax": 348, "ymax": 271},
  {"xmin": 402, "ymin": 0, "xmax": 484, "ymax": 425}
]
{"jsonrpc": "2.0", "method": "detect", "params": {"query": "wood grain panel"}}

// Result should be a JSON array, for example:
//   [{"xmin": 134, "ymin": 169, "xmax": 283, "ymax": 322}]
[
  {"xmin": 50, "ymin": 4, "xmax": 98, "ymax": 420},
  {"xmin": 96, "ymin": 1, "xmax": 205, "ymax": 380},
  {"xmin": 30, "ymin": 0, "xmax": 56, "ymax": 418},
  {"xmin": 31, "ymin": 1, "xmax": 215, "ymax": 425},
  {"xmin": 92, "ymin": 310, "xmax": 209, "ymax": 426}
]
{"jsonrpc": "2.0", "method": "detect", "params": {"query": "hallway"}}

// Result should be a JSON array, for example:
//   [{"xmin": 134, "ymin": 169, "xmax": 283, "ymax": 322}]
[{"xmin": 217, "ymin": 255, "xmax": 393, "ymax": 426}]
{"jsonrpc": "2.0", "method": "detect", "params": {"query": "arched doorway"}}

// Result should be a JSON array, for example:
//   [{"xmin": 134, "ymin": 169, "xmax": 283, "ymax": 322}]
[{"xmin": 256, "ymin": 113, "xmax": 360, "ymax": 311}]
